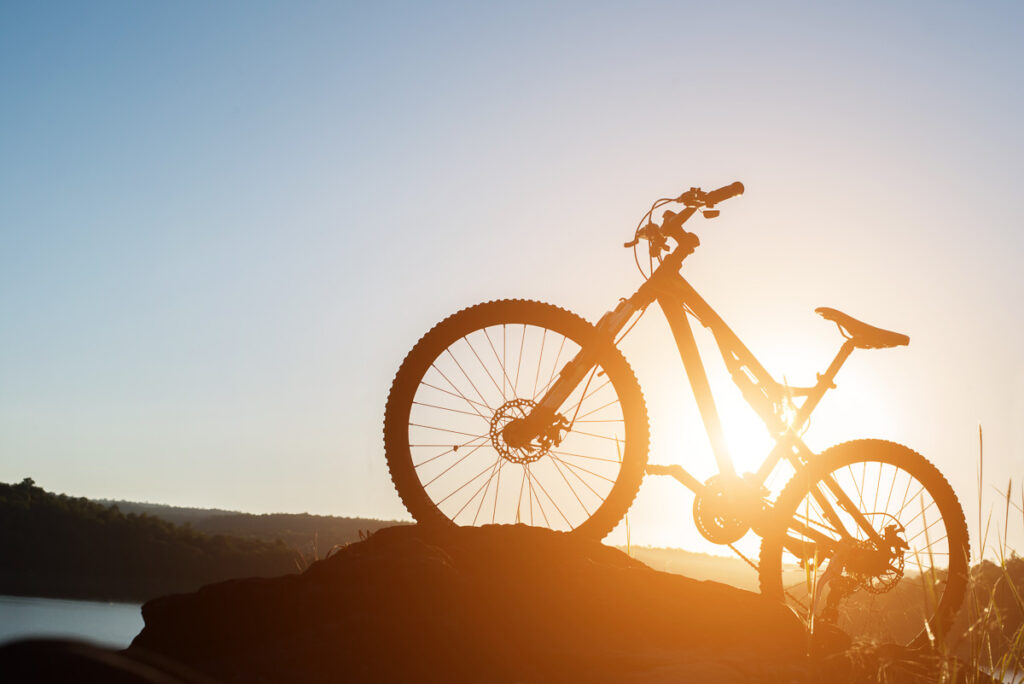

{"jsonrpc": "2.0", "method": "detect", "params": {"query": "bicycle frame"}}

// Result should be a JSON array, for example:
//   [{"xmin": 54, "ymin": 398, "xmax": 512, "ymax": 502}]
[
  {"xmin": 641, "ymin": 267, "xmax": 854, "ymax": 494},
  {"xmin": 534, "ymin": 241, "xmax": 882, "ymax": 551}
]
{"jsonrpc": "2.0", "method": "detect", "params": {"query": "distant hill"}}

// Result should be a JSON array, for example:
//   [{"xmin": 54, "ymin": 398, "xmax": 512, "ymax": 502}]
[
  {"xmin": 626, "ymin": 545, "xmax": 762, "ymax": 591},
  {"xmin": 94, "ymin": 499, "xmax": 410, "ymax": 561},
  {"xmin": 93, "ymin": 498, "xmax": 762, "ymax": 588},
  {"xmin": 2, "ymin": 476, "xmax": 779, "ymax": 602},
  {"xmin": 1, "ymin": 479, "xmax": 298, "ymax": 602}
]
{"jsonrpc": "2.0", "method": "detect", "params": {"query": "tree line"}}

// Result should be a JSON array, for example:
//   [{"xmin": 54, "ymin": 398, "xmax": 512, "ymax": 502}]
[{"xmin": 0, "ymin": 478, "xmax": 298, "ymax": 602}]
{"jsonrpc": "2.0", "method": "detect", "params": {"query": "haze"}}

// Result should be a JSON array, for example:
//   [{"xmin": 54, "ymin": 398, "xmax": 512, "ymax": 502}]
[{"xmin": 1, "ymin": 2, "xmax": 1021, "ymax": 555}]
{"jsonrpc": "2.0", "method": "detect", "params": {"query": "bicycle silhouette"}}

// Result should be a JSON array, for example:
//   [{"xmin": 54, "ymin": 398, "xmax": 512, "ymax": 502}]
[{"xmin": 384, "ymin": 182, "xmax": 969, "ymax": 645}]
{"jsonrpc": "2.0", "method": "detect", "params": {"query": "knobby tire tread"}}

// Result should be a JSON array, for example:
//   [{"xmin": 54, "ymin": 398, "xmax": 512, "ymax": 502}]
[
  {"xmin": 758, "ymin": 439, "xmax": 970, "ymax": 646},
  {"xmin": 383, "ymin": 299, "xmax": 649, "ymax": 540}
]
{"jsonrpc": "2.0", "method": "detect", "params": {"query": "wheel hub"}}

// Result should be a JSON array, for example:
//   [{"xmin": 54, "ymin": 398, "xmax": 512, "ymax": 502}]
[
  {"xmin": 491, "ymin": 399, "xmax": 569, "ymax": 464},
  {"xmin": 490, "ymin": 399, "xmax": 545, "ymax": 464},
  {"xmin": 847, "ymin": 518, "xmax": 908, "ymax": 594}
]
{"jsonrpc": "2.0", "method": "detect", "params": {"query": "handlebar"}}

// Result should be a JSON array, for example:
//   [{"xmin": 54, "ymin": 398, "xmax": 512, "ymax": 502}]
[
  {"xmin": 676, "ymin": 181, "xmax": 744, "ymax": 207},
  {"xmin": 704, "ymin": 181, "xmax": 744, "ymax": 207},
  {"xmin": 625, "ymin": 181, "xmax": 745, "ymax": 257}
]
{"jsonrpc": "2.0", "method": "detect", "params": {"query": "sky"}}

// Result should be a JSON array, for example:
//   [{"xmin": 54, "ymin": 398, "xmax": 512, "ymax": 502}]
[{"xmin": 1, "ymin": 1, "xmax": 1022, "ymax": 556}]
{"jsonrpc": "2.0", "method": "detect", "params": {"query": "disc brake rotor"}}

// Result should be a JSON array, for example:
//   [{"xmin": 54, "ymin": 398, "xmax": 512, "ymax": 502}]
[
  {"xmin": 852, "ymin": 515, "xmax": 907, "ymax": 594},
  {"xmin": 489, "ymin": 399, "xmax": 565, "ymax": 465}
]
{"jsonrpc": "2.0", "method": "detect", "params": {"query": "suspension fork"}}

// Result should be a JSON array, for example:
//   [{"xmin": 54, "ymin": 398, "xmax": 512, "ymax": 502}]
[{"xmin": 525, "ymin": 285, "xmax": 654, "ymax": 433}]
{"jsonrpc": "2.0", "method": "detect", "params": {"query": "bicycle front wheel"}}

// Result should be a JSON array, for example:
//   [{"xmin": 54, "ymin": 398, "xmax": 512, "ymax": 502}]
[
  {"xmin": 758, "ymin": 440, "xmax": 969, "ymax": 646},
  {"xmin": 383, "ymin": 299, "xmax": 649, "ymax": 539}
]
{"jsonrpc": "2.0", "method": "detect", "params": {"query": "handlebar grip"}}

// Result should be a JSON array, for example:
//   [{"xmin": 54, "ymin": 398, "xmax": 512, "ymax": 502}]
[{"xmin": 704, "ymin": 181, "xmax": 744, "ymax": 206}]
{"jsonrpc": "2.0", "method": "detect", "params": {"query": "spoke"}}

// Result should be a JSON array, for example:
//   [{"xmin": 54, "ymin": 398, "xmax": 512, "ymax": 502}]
[
  {"xmin": 412, "ymin": 435, "xmax": 489, "ymax": 467},
  {"xmin": 894, "ymin": 475, "xmax": 915, "ymax": 519},
  {"xmin": 901, "ymin": 497, "xmax": 937, "ymax": 530},
  {"xmin": 464, "ymin": 334, "xmax": 505, "ymax": 400},
  {"xmin": 473, "ymin": 458, "xmax": 505, "ymax": 525},
  {"xmin": 492, "ymin": 457, "xmax": 503, "ymax": 523},
  {"xmin": 550, "ymin": 454, "xmax": 600, "ymax": 512},
  {"xmin": 514, "ymin": 324, "xmax": 526, "ymax": 395},
  {"xmin": 445, "ymin": 348, "xmax": 492, "ymax": 411},
  {"xmin": 422, "ymin": 441, "xmax": 488, "ymax": 488},
  {"xmin": 483, "ymin": 327, "xmax": 514, "ymax": 401},
  {"xmin": 515, "ymin": 466, "xmax": 526, "ymax": 523},
  {"xmin": 846, "ymin": 464, "xmax": 867, "ymax": 515},
  {"xmin": 882, "ymin": 465, "xmax": 899, "ymax": 515},
  {"xmin": 544, "ymin": 336, "xmax": 568, "ymax": 396},
  {"xmin": 532, "ymin": 328, "xmax": 547, "ymax": 398},
  {"xmin": 428, "ymin": 367, "xmax": 491, "ymax": 419},
  {"xmin": 872, "ymin": 462, "xmax": 883, "ymax": 513},
  {"xmin": 894, "ymin": 484, "xmax": 927, "ymax": 519},
  {"xmin": 566, "ymin": 428, "xmax": 622, "ymax": 442},
  {"xmin": 528, "ymin": 464, "xmax": 569, "ymax": 527},
  {"xmin": 527, "ymin": 464, "xmax": 534, "ymax": 525},
  {"xmin": 548, "ymin": 455, "xmax": 591, "ymax": 516},
  {"xmin": 792, "ymin": 513, "xmax": 842, "ymax": 540},
  {"xmin": 532, "ymin": 338, "xmax": 571, "ymax": 402},
  {"xmin": 556, "ymin": 457, "xmax": 617, "ymax": 485},
  {"xmin": 451, "ymin": 456, "xmax": 502, "ymax": 521},
  {"xmin": 550, "ymin": 449, "xmax": 623, "ymax": 464},
  {"xmin": 808, "ymin": 482, "xmax": 855, "ymax": 540},
  {"xmin": 567, "ymin": 367, "xmax": 599, "ymax": 427},
  {"xmin": 436, "ymin": 458, "xmax": 500, "ymax": 508},
  {"xmin": 413, "ymin": 400, "xmax": 488, "ymax": 419},
  {"xmin": 903, "ymin": 506, "xmax": 943, "ymax": 543},
  {"xmin": 574, "ymin": 418, "xmax": 624, "ymax": 423},
  {"xmin": 420, "ymin": 380, "xmax": 492, "ymax": 413},
  {"xmin": 409, "ymin": 423, "xmax": 487, "ymax": 439},
  {"xmin": 524, "ymin": 465, "xmax": 552, "ymax": 527},
  {"xmin": 572, "ymin": 393, "xmax": 619, "ymax": 422}
]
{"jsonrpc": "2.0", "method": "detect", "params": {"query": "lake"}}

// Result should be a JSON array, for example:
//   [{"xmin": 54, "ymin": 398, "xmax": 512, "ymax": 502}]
[{"xmin": 0, "ymin": 595, "xmax": 143, "ymax": 649}]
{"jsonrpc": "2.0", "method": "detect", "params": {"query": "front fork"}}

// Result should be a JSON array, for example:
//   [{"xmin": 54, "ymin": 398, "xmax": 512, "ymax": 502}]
[
  {"xmin": 503, "ymin": 292, "xmax": 647, "ymax": 448},
  {"xmin": 532, "ymin": 296, "xmax": 634, "ymax": 419}
]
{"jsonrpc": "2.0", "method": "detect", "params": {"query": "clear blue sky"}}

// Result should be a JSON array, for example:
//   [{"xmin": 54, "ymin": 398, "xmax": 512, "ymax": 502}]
[{"xmin": 1, "ymin": 1, "xmax": 1021, "ymax": 554}]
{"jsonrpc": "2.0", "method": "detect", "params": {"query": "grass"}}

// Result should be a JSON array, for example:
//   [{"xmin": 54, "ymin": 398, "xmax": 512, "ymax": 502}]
[
  {"xmin": 292, "ymin": 529, "xmax": 371, "ymax": 572},
  {"xmin": 948, "ymin": 425, "xmax": 1024, "ymax": 683},
  {"xmin": 790, "ymin": 425, "xmax": 1023, "ymax": 683},
  {"xmin": 871, "ymin": 425, "xmax": 1024, "ymax": 684}
]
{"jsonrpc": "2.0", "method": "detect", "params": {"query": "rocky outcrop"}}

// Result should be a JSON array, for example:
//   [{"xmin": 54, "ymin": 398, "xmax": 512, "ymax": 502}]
[{"xmin": 128, "ymin": 524, "xmax": 807, "ymax": 683}]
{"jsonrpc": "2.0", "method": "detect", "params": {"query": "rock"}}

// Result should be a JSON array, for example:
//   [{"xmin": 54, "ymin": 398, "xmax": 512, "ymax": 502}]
[
  {"xmin": 128, "ymin": 524, "xmax": 808, "ymax": 682},
  {"xmin": 0, "ymin": 638, "xmax": 215, "ymax": 683}
]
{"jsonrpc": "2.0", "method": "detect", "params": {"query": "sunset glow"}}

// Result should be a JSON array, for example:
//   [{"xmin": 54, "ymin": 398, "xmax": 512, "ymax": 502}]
[{"xmin": 1, "ymin": 2, "xmax": 1021, "ymax": 563}]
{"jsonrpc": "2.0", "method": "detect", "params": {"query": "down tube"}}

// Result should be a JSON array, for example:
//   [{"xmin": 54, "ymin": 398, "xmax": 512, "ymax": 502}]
[{"xmin": 655, "ymin": 291, "xmax": 736, "ymax": 480}]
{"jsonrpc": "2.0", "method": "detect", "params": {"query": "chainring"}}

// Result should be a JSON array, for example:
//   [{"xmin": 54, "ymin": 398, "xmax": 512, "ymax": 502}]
[{"xmin": 692, "ymin": 476, "xmax": 751, "ymax": 544}]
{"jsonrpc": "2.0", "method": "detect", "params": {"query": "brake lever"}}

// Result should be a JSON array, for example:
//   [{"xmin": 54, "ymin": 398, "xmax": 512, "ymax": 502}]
[
  {"xmin": 624, "ymin": 223, "xmax": 666, "ymax": 250},
  {"xmin": 676, "ymin": 187, "xmax": 706, "ymax": 207}
]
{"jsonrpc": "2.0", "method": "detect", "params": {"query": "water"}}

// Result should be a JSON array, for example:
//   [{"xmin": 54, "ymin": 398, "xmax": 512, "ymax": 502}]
[{"xmin": 0, "ymin": 595, "xmax": 143, "ymax": 649}]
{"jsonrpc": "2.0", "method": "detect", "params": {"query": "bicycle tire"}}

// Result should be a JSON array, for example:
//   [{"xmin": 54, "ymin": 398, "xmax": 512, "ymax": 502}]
[
  {"xmin": 758, "ymin": 439, "xmax": 969, "ymax": 646},
  {"xmin": 383, "ymin": 299, "xmax": 649, "ymax": 539}
]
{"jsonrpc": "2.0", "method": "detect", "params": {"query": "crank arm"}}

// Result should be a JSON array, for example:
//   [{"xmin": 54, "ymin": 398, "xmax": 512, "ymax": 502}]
[{"xmin": 644, "ymin": 464, "xmax": 705, "ymax": 495}]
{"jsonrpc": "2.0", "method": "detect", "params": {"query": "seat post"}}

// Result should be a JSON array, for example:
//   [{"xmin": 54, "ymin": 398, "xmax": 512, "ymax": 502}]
[{"xmin": 793, "ymin": 339, "xmax": 856, "ymax": 429}]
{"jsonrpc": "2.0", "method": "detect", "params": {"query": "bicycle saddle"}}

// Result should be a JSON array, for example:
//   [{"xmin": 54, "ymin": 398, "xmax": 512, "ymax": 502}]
[{"xmin": 815, "ymin": 307, "xmax": 909, "ymax": 349}]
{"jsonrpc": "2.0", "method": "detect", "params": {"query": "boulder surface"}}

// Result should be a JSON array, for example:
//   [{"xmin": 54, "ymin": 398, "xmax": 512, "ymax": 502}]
[{"xmin": 128, "ymin": 524, "xmax": 808, "ymax": 682}]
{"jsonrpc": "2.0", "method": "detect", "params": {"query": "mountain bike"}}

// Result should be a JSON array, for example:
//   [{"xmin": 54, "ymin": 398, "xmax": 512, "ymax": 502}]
[{"xmin": 382, "ymin": 182, "xmax": 969, "ymax": 645}]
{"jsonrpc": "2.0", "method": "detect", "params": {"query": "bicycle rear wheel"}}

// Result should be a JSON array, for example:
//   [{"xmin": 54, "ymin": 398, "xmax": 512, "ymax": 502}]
[
  {"xmin": 758, "ymin": 440, "xmax": 969, "ymax": 646},
  {"xmin": 383, "ymin": 299, "xmax": 649, "ymax": 539}
]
